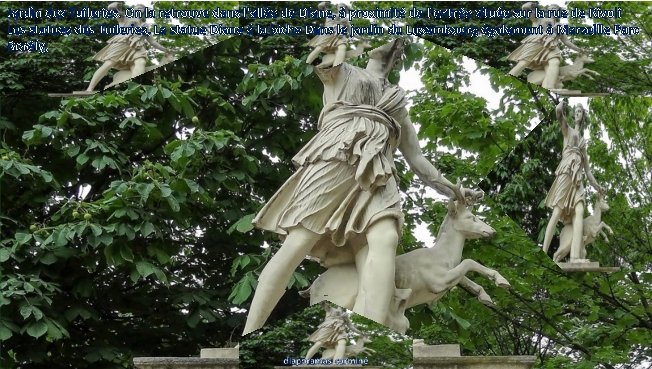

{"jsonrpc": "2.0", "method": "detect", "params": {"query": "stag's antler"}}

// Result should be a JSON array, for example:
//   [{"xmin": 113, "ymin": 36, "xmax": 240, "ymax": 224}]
[{"xmin": 447, "ymin": 179, "xmax": 483, "ymax": 206}]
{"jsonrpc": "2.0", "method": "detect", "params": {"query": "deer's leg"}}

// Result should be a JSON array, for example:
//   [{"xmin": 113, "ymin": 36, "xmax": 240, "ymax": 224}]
[
  {"xmin": 602, "ymin": 222, "xmax": 614, "ymax": 234},
  {"xmin": 600, "ymin": 230, "xmax": 610, "ymax": 242},
  {"xmin": 445, "ymin": 259, "xmax": 511, "ymax": 289},
  {"xmin": 459, "ymin": 277, "xmax": 495, "ymax": 307},
  {"xmin": 305, "ymin": 341, "xmax": 324, "ymax": 360},
  {"xmin": 579, "ymin": 69, "xmax": 596, "ymax": 80}
]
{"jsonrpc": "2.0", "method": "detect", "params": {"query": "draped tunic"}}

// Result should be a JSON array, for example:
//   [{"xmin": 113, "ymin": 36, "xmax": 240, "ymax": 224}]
[
  {"xmin": 544, "ymin": 126, "xmax": 587, "ymax": 223},
  {"xmin": 252, "ymin": 63, "xmax": 408, "ymax": 266},
  {"xmin": 507, "ymin": 18, "xmax": 561, "ymax": 70},
  {"xmin": 93, "ymin": 18, "xmax": 148, "ymax": 70}
]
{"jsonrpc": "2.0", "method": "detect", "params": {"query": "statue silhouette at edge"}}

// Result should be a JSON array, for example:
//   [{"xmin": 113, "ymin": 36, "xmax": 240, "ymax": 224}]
[
  {"xmin": 304, "ymin": 302, "xmax": 365, "ymax": 361},
  {"xmin": 85, "ymin": 2, "xmax": 173, "ymax": 92},
  {"xmin": 508, "ymin": 2, "xmax": 588, "ymax": 90}
]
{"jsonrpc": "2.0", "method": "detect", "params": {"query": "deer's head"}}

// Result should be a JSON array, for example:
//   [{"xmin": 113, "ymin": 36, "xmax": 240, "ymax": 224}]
[
  {"xmin": 447, "ymin": 200, "xmax": 496, "ymax": 239},
  {"xmin": 596, "ymin": 194, "xmax": 610, "ymax": 212},
  {"xmin": 443, "ymin": 182, "xmax": 495, "ymax": 239},
  {"xmin": 576, "ymin": 54, "xmax": 595, "ymax": 64}
]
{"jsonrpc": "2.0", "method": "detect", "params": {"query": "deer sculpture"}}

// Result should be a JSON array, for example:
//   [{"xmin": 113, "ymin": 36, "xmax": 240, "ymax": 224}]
[
  {"xmin": 319, "ymin": 335, "xmax": 375, "ymax": 361},
  {"xmin": 300, "ymin": 184, "xmax": 511, "ymax": 334},
  {"xmin": 527, "ymin": 54, "xmax": 600, "ymax": 90},
  {"xmin": 553, "ymin": 194, "xmax": 614, "ymax": 262}
]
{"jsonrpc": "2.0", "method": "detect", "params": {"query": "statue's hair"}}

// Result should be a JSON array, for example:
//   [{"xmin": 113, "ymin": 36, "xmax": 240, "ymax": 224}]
[{"xmin": 573, "ymin": 104, "xmax": 588, "ymax": 131}]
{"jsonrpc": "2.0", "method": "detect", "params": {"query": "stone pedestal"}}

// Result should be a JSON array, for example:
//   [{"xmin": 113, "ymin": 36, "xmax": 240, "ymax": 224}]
[
  {"xmin": 412, "ymin": 343, "xmax": 535, "ymax": 369},
  {"xmin": 550, "ymin": 90, "xmax": 609, "ymax": 97},
  {"xmin": 413, "ymin": 343, "xmax": 460, "ymax": 357},
  {"xmin": 200, "ymin": 347, "xmax": 239, "ymax": 359},
  {"xmin": 134, "ymin": 348, "xmax": 238, "ymax": 369},
  {"xmin": 274, "ymin": 367, "xmax": 379, "ymax": 368},
  {"xmin": 133, "ymin": 357, "xmax": 238, "ymax": 369},
  {"xmin": 557, "ymin": 261, "xmax": 620, "ymax": 272},
  {"xmin": 47, "ymin": 91, "xmax": 96, "ymax": 98}
]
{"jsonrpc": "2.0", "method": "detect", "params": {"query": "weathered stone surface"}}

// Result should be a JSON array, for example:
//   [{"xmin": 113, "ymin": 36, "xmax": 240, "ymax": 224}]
[
  {"xmin": 412, "ymin": 355, "xmax": 536, "ymax": 369},
  {"xmin": 274, "ymin": 366, "xmax": 380, "ymax": 368},
  {"xmin": 557, "ymin": 262, "xmax": 620, "ymax": 272},
  {"xmin": 200, "ymin": 347, "xmax": 239, "ymax": 359},
  {"xmin": 413, "ymin": 344, "xmax": 461, "ymax": 358},
  {"xmin": 133, "ymin": 357, "xmax": 238, "ymax": 369}
]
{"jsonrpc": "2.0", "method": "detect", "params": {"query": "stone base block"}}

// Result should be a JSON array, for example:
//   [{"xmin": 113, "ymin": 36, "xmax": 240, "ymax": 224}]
[
  {"xmin": 200, "ymin": 347, "xmax": 239, "ymax": 359},
  {"xmin": 274, "ymin": 366, "xmax": 379, "ymax": 368},
  {"xmin": 550, "ymin": 89, "xmax": 610, "ymax": 97},
  {"xmin": 557, "ymin": 261, "xmax": 620, "ymax": 272},
  {"xmin": 412, "ymin": 356, "xmax": 536, "ymax": 369},
  {"xmin": 133, "ymin": 357, "xmax": 238, "ymax": 369},
  {"xmin": 48, "ymin": 91, "xmax": 96, "ymax": 97},
  {"xmin": 414, "ymin": 344, "xmax": 461, "ymax": 357}
]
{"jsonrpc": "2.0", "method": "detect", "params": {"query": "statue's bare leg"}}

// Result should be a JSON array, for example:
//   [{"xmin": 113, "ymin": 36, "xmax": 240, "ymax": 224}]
[
  {"xmin": 243, "ymin": 226, "xmax": 321, "ymax": 335},
  {"xmin": 354, "ymin": 218, "xmax": 398, "ymax": 324},
  {"xmin": 570, "ymin": 202, "xmax": 585, "ymax": 261},
  {"xmin": 305, "ymin": 341, "xmax": 324, "ymax": 360},
  {"xmin": 543, "ymin": 206, "xmax": 563, "ymax": 253},
  {"xmin": 131, "ymin": 57, "xmax": 147, "ymax": 78},
  {"xmin": 354, "ymin": 244, "xmax": 369, "ymax": 287},
  {"xmin": 86, "ymin": 60, "xmax": 117, "ymax": 92},
  {"xmin": 333, "ymin": 339, "xmax": 347, "ymax": 360},
  {"xmin": 542, "ymin": 58, "xmax": 561, "ymax": 89},
  {"xmin": 509, "ymin": 60, "xmax": 529, "ymax": 76}
]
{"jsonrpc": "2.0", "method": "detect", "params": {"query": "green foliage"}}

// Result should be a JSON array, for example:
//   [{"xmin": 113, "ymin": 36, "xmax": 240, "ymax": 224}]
[
  {"xmin": 0, "ymin": 35, "xmax": 282, "ymax": 368},
  {"xmin": 1, "ymin": 0, "xmax": 650, "ymax": 367}
]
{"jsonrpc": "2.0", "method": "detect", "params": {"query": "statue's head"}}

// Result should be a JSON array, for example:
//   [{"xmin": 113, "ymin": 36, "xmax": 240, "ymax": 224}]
[
  {"xmin": 546, "ymin": 4, "xmax": 563, "ymax": 19},
  {"xmin": 573, "ymin": 104, "xmax": 587, "ymax": 131},
  {"xmin": 367, "ymin": 38, "xmax": 409, "ymax": 78},
  {"xmin": 132, "ymin": 4, "xmax": 147, "ymax": 22}
]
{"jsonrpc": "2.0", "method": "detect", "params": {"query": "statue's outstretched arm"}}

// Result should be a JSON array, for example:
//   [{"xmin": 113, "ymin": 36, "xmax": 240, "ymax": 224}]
[
  {"xmin": 146, "ymin": 36, "xmax": 172, "ymax": 54},
  {"xmin": 556, "ymin": 101, "xmax": 569, "ymax": 137},
  {"xmin": 398, "ymin": 109, "xmax": 482, "ymax": 199},
  {"xmin": 345, "ymin": 318, "xmax": 363, "ymax": 336},
  {"xmin": 583, "ymin": 147, "xmax": 603, "ymax": 193},
  {"xmin": 560, "ymin": 34, "xmax": 585, "ymax": 54}
]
